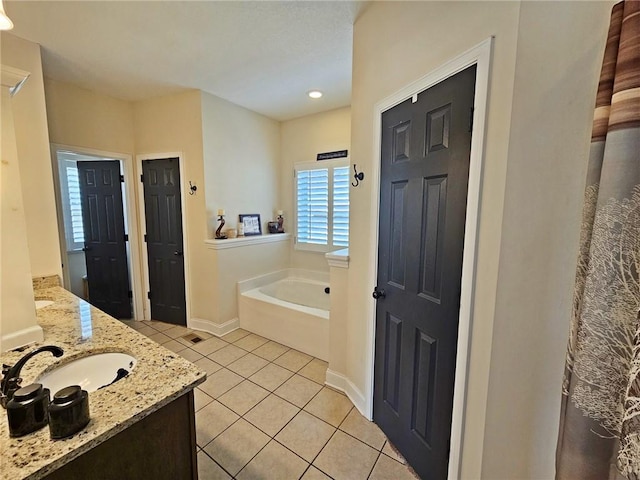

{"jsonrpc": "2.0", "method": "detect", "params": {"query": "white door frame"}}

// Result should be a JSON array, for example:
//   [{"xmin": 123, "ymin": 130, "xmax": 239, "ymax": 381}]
[
  {"xmin": 366, "ymin": 37, "xmax": 493, "ymax": 479},
  {"xmin": 136, "ymin": 153, "xmax": 191, "ymax": 324},
  {"xmin": 50, "ymin": 143, "xmax": 144, "ymax": 320}
]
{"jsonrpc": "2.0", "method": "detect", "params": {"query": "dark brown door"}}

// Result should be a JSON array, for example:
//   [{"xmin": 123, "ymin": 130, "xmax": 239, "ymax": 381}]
[
  {"xmin": 77, "ymin": 160, "xmax": 132, "ymax": 319},
  {"xmin": 373, "ymin": 65, "xmax": 476, "ymax": 479},
  {"xmin": 142, "ymin": 158, "xmax": 186, "ymax": 326}
]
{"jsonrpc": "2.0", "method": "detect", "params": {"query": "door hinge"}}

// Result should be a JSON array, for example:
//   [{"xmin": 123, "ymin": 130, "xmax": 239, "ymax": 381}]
[
  {"xmin": 124, "ymin": 234, "xmax": 129, "ymax": 242},
  {"xmin": 147, "ymin": 291, "xmax": 152, "ymax": 299},
  {"xmin": 128, "ymin": 290, "xmax": 133, "ymax": 299},
  {"xmin": 469, "ymin": 106, "xmax": 475, "ymax": 133},
  {"xmin": 120, "ymin": 174, "xmax": 125, "ymax": 183},
  {"xmin": 144, "ymin": 234, "xmax": 147, "ymax": 242},
  {"xmin": 140, "ymin": 174, "xmax": 144, "ymax": 183}
]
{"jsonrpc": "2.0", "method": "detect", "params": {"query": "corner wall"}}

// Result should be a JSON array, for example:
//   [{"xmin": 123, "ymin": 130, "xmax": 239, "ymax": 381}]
[
  {"xmin": 200, "ymin": 92, "xmax": 287, "ymax": 326},
  {"xmin": 481, "ymin": 1, "xmax": 614, "ymax": 477},
  {"xmin": 351, "ymin": 2, "xmax": 521, "ymax": 476},
  {"xmin": 351, "ymin": 1, "xmax": 614, "ymax": 478},
  {"xmin": 280, "ymin": 107, "xmax": 351, "ymax": 273},
  {"xmin": 44, "ymin": 78, "xmax": 135, "ymax": 155},
  {"xmin": 1, "ymin": 73, "xmax": 42, "ymax": 351},
  {"xmin": 202, "ymin": 92, "xmax": 281, "ymax": 238},
  {"xmin": 133, "ymin": 91, "xmax": 212, "ymax": 324},
  {"xmin": 1, "ymin": 33, "xmax": 61, "ymax": 278}
]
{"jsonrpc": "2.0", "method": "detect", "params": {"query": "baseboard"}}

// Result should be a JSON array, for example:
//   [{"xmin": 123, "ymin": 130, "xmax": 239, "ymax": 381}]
[
  {"xmin": 325, "ymin": 369, "xmax": 370, "ymax": 419},
  {"xmin": 1, "ymin": 325, "xmax": 44, "ymax": 353},
  {"xmin": 189, "ymin": 317, "xmax": 239, "ymax": 337}
]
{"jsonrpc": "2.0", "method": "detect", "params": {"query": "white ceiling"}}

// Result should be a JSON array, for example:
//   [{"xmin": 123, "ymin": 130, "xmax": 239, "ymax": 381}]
[{"xmin": 6, "ymin": 1, "xmax": 367, "ymax": 121}]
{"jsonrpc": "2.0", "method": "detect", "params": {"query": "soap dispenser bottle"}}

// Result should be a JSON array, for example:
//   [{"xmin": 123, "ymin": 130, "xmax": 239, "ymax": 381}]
[
  {"xmin": 48, "ymin": 385, "xmax": 90, "ymax": 439},
  {"xmin": 6, "ymin": 383, "xmax": 51, "ymax": 437}
]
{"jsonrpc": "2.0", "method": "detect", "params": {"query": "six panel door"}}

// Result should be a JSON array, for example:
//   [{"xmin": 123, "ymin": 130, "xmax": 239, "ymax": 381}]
[{"xmin": 373, "ymin": 65, "xmax": 476, "ymax": 479}]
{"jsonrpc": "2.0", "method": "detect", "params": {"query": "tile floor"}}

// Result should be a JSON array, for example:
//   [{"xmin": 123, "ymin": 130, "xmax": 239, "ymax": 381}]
[{"xmin": 122, "ymin": 319, "xmax": 419, "ymax": 480}]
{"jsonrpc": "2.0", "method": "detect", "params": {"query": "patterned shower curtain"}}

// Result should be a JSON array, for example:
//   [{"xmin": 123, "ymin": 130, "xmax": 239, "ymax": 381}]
[{"xmin": 556, "ymin": 1, "xmax": 640, "ymax": 479}]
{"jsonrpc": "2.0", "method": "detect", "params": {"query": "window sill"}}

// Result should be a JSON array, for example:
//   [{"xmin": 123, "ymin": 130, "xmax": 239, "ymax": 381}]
[
  {"xmin": 325, "ymin": 248, "xmax": 349, "ymax": 268},
  {"xmin": 205, "ymin": 233, "xmax": 291, "ymax": 251},
  {"xmin": 294, "ymin": 243, "xmax": 350, "ymax": 254}
]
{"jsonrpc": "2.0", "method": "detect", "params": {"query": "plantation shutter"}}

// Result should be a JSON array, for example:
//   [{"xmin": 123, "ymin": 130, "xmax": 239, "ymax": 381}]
[
  {"xmin": 332, "ymin": 166, "xmax": 349, "ymax": 247},
  {"xmin": 66, "ymin": 166, "xmax": 85, "ymax": 246},
  {"xmin": 59, "ymin": 160, "xmax": 85, "ymax": 251},
  {"xmin": 296, "ymin": 168, "xmax": 329, "ymax": 245}
]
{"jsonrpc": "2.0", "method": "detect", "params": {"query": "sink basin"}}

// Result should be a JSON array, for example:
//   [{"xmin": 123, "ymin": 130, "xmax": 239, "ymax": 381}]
[
  {"xmin": 35, "ymin": 300, "xmax": 54, "ymax": 309},
  {"xmin": 37, "ymin": 353, "xmax": 137, "ymax": 394}
]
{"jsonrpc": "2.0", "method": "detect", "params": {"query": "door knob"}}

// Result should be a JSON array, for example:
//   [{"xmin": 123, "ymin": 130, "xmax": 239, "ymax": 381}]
[
  {"xmin": 372, "ymin": 287, "xmax": 386, "ymax": 300},
  {"xmin": 82, "ymin": 246, "xmax": 91, "ymax": 252},
  {"xmin": 173, "ymin": 250, "xmax": 183, "ymax": 256}
]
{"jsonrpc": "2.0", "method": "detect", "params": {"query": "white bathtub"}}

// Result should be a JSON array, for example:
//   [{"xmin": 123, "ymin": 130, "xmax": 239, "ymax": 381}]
[{"xmin": 238, "ymin": 269, "xmax": 330, "ymax": 360}]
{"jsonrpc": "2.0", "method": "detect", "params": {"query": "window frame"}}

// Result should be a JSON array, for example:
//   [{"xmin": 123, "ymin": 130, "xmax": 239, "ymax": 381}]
[{"xmin": 294, "ymin": 159, "xmax": 349, "ymax": 253}]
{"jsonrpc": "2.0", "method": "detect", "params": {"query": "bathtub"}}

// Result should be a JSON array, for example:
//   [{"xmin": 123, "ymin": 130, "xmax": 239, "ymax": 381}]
[{"xmin": 238, "ymin": 269, "xmax": 330, "ymax": 360}]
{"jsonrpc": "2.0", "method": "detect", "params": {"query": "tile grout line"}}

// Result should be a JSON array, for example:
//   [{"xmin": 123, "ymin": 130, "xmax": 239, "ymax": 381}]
[
  {"xmin": 366, "ymin": 451, "xmax": 384, "ymax": 480},
  {"xmin": 200, "ymin": 446, "xmax": 238, "ymax": 479},
  {"xmin": 149, "ymin": 321, "xmax": 404, "ymax": 479},
  {"xmin": 210, "ymin": 356, "xmax": 335, "ymax": 478}
]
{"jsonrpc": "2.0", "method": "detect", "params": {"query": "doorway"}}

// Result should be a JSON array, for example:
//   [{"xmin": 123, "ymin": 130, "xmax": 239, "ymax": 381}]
[
  {"xmin": 77, "ymin": 159, "xmax": 132, "ymax": 318},
  {"xmin": 139, "ymin": 156, "xmax": 187, "ymax": 326},
  {"xmin": 51, "ymin": 145, "xmax": 144, "ymax": 320},
  {"xmin": 366, "ymin": 38, "xmax": 493, "ymax": 480},
  {"xmin": 373, "ymin": 65, "xmax": 476, "ymax": 479}
]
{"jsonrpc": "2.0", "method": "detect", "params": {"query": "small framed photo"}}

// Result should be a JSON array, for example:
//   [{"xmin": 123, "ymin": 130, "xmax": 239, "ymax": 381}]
[{"xmin": 239, "ymin": 214, "xmax": 262, "ymax": 236}]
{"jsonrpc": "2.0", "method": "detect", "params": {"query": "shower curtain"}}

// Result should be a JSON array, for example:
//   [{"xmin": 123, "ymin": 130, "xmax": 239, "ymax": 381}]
[{"xmin": 556, "ymin": 1, "xmax": 640, "ymax": 479}]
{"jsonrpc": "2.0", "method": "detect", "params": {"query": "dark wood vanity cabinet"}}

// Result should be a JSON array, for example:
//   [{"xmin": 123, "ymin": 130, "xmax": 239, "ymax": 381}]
[{"xmin": 44, "ymin": 390, "xmax": 197, "ymax": 480}]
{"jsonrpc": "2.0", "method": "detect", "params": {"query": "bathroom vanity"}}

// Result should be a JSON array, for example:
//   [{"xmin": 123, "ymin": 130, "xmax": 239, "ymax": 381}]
[{"xmin": 0, "ymin": 281, "xmax": 205, "ymax": 480}]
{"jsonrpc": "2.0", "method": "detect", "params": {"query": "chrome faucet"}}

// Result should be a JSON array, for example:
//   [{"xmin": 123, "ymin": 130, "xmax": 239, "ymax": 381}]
[{"xmin": 1, "ymin": 345, "xmax": 63, "ymax": 408}]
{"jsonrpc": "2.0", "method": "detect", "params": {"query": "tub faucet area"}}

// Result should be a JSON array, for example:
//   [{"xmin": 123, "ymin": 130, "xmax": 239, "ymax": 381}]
[{"xmin": 1, "ymin": 345, "xmax": 64, "ymax": 408}]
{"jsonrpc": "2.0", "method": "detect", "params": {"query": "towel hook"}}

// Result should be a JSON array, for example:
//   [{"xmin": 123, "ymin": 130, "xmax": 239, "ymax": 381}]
[
  {"xmin": 352, "ymin": 164, "xmax": 364, "ymax": 187},
  {"xmin": 188, "ymin": 181, "xmax": 197, "ymax": 195}
]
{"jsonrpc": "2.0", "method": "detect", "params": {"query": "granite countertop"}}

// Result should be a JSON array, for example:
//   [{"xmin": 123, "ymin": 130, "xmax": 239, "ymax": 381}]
[{"xmin": 0, "ymin": 285, "xmax": 206, "ymax": 480}]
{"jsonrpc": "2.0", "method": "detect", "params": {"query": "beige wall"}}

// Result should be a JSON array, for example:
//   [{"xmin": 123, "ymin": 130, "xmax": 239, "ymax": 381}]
[
  {"xmin": 215, "ymin": 241, "xmax": 291, "ymax": 323},
  {"xmin": 202, "ymin": 92, "xmax": 281, "ymax": 237},
  {"xmin": 133, "ymin": 91, "xmax": 213, "ymax": 323},
  {"xmin": 328, "ymin": 264, "xmax": 349, "ymax": 375},
  {"xmin": 351, "ymin": 2, "xmax": 520, "ymax": 476},
  {"xmin": 44, "ymin": 78, "xmax": 135, "ymax": 155},
  {"xmin": 44, "ymin": 79, "xmax": 139, "ymax": 315},
  {"xmin": 1, "ymin": 86, "xmax": 41, "ymax": 351},
  {"xmin": 351, "ymin": 1, "xmax": 613, "ymax": 478},
  {"xmin": 1, "ymin": 33, "xmax": 61, "ymax": 278},
  {"xmin": 201, "ymin": 92, "xmax": 287, "ymax": 325},
  {"xmin": 280, "ymin": 107, "xmax": 351, "ymax": 272},
  {"xmin": 34, "ymin": 78, "xmax": 288, "ymax": 328},
  {"xmin": 481, "ymin": 1, "xmax": 614, "ymax": 478}
]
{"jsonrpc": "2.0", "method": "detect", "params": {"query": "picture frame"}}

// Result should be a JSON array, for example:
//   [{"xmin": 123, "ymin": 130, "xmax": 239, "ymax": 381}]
[{"xmin": 239, "ymin": 214, "xmax": 262, "ymax": 236}]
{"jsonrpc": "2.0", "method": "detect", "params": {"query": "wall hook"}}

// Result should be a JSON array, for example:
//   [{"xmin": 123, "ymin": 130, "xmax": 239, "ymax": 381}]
[
  {"xmin": 352, "ymin": 164, "xmax": 364, "ymax": 187},
  {"xmin": 188, "ymin": 181, "xmax": 197, "ymax": 195}
]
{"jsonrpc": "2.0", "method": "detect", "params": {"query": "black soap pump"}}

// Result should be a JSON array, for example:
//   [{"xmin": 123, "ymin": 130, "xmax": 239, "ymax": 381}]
[
  {"xmin": 6, "ymin": 383, "xmax": 51, "ymax": 437},
  {"xmin": 48, "ymin": 385, "xmax": 90, "ymax": 439}
]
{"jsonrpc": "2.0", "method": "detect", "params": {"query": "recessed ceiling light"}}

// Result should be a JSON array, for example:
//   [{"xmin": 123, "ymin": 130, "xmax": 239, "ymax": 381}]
[{"xmin": 308, "ymin": 90, "xmax": 323, "ymax": 99}]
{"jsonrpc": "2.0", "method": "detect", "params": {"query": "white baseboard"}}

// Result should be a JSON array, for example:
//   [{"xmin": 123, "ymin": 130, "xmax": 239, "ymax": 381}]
[
  {"xmin": 189, "ymin": 317, "xmax": 239, "ymax": 337},
  {"xmin": 325, "ymin": 368, "xmax": 370, "ymax": 419},
  {"xmin": 1, "ymin": 325, "xmax": 44, "ymax": 353}
]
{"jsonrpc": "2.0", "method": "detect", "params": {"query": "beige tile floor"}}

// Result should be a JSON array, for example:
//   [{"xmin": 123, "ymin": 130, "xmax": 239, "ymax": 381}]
[{"xmin": 123, "ymin": 319, "xmax": 419, "ymax": 480}]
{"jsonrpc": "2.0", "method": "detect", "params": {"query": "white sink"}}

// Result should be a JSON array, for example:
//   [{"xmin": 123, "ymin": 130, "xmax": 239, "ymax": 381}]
[
  {"xmin": 37, "ymin": 352, "xmax": 137, "ymax": 394},
  {"xmin": 35, "ymin": 300, "xmax": 54, "ymax": 309}
]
